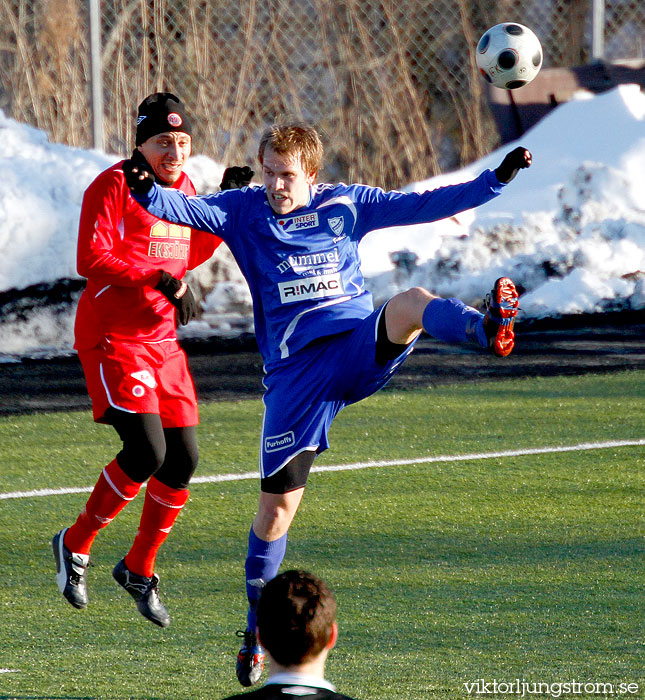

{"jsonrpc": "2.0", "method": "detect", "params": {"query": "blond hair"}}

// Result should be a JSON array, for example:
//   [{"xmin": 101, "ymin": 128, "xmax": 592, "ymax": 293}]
[{"xmin": 258, "ymin": 123, "xmax": 323, "ymax": 177}]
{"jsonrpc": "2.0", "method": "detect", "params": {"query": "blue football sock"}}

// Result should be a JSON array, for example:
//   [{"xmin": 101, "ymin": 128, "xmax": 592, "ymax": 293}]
[
  {"xmin": 244, "ymin": 527, "xmax": 288, "ymax": 632},
  {"xmin": 422, "ymin": 297, "xmax": 487, "ymax": 347}
]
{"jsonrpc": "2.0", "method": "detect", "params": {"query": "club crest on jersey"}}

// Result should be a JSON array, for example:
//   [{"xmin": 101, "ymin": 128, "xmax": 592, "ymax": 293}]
[
  {"xmin": 278, "ymin": 212, "xmax": 319, "ymax": 233},
  {"xmin": 328, "ymin": 216, "xmax": 344, "ymax": 238}
]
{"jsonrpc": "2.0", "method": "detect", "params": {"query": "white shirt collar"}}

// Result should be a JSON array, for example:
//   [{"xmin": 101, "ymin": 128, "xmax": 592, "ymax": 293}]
[{"xmin": 265, "ymin": 672, "xmax": 336, "ymax": 692}]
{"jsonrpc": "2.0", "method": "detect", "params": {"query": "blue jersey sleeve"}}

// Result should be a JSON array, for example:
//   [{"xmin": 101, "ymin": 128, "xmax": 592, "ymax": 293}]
[
  {"xmin": 348, "ymin": 169, "xmax": 504, "ymax": 241},
  {"xmin": 132, "ymin": 185, "xmax": 245, "ymax": 240}
]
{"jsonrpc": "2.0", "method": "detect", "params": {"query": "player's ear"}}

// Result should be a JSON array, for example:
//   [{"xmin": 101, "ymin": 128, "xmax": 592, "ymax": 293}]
[
  {"xmin": 306, "ymin": 170, "xmax": 317, "ymax": 185},
  {"xmin": 326, "ymin": 622, "xmax": 338, "ymax": 651}
]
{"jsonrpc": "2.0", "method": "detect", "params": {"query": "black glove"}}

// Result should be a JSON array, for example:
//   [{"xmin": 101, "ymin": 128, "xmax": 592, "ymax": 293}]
[
  {"xmin": 495, "ymin": 147, "xmax": 532, "ymax": 184},
  {"xmin": 123, "ymin": 158, "xmax": 156, "ymax": 195},
  {"xmin": 220, "ymin": 166, "xmax": 254, "ymax": 191},
  {"xmin": 156, "ymin": 271, "xmax": 197, "ymax": 325}
]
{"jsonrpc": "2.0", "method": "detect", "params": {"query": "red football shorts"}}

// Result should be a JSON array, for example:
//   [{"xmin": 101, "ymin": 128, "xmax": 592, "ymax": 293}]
[{"xmin": 78, "ymin": 339, "xmax": 199, "ymax": 427}]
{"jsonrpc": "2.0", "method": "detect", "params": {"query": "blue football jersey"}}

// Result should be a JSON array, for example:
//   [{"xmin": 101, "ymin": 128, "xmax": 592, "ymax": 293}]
[{"xmin": 135, "ymin": 170, "xmax": 504, "ymax": 368}]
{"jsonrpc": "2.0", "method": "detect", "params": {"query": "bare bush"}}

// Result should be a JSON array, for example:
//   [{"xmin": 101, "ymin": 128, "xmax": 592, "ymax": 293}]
[{"xmin": 1, "ymin": 0, "xmax": 644, "ymax": 188}]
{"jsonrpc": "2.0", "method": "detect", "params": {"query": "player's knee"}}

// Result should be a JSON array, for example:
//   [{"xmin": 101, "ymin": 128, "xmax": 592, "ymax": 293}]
[
  {"xmin": 154, "ymin": 427, "xmax": 199, "ymax": 490},
  {"xmin": 403, "ymin": 286, "xmax": 436, "ymax": 307},
  {"xmin": 108, "ymin": 410, "xmax": 167, "ymax": 481},
  {"xmin": 160, "ymin": 449, "xmax": 198, "ymax": 490},
  {"xmin": 254, "ymin": 496, "xmax": 299, "ymax": 540},
  {"xmin": 389, "ymin": 287, "xmax": 436, "ymax": 319},
  {"xmin": 117, "ymin": 438, "xmax": 166, "ymax": 482},
  {"xmin": 385, "ymin": 287, "xmax": 436, "ymax": 344}
]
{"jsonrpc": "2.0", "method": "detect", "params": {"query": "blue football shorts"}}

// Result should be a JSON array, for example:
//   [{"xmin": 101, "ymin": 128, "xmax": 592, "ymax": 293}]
[{"xmin": 259, "ymin": 304, "xmax": 418, "ymax": 485}]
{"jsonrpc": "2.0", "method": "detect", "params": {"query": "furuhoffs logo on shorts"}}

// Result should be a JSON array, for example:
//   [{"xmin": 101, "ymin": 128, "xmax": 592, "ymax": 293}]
[{"xmin": 264, "ymin": 431, "xmax": 295, "ymax": 452}]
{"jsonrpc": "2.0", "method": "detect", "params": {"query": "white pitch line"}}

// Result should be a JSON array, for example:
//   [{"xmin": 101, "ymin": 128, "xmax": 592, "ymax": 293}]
[
  {"xmin": 0, "ymin": 668, "xmax": 20, "ymax": 673},
  {"xmin": 2, "ymin": 439, "xmax": 643, "ymax": 501}
]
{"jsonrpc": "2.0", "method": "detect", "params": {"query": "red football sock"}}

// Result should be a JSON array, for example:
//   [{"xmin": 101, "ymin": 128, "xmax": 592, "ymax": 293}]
[
  {"xmin": 64, "ymin": 459, "xmax": 143, "ymax": 555},
  {"xmin": 124, "ymin": 476, "xmax": 190, "ymax": 577}
]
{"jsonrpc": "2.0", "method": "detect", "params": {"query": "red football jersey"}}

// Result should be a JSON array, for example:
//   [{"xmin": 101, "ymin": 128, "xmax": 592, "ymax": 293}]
[{"xmin": 74, "ymin": 161, "xmax": 220, "ymax": 350}]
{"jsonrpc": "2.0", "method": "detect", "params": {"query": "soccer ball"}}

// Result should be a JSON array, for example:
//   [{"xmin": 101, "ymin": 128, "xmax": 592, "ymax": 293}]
[{"xmin": 476, "ymin": 23, "xmax": 543, "ymax": 90}]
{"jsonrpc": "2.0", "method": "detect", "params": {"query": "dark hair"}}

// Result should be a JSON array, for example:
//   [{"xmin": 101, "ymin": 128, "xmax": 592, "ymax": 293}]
[
  {"xmin": 256, "ymin": 570, "xmax": 337, "ymax": 667},
  {"xmin": 258, "ymin": 124, "xmax": 323, "ymax": 177}
]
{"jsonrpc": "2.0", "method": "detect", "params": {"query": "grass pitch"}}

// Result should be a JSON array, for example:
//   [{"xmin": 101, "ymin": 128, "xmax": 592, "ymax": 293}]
[{"xmin": 0, "ymin": 371, "xmax": 643, "ymax": 700}]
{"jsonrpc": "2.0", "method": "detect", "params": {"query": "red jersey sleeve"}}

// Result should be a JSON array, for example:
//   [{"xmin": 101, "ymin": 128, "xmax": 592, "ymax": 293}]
[{"xmin": 187, "ymin": 229, "xmax": 221, "ymax": 270}]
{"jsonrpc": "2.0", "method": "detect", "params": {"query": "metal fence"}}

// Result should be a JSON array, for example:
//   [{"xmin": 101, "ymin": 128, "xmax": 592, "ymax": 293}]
[{"xmin": 1, "ymin": 0, "xmax": 644, "ymax": 188}]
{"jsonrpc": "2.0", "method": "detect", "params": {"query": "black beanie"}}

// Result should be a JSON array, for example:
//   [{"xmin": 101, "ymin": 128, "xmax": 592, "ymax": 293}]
[{"xmin": 135, "ymin": 92, "xmax": 192, "ymax": 145}]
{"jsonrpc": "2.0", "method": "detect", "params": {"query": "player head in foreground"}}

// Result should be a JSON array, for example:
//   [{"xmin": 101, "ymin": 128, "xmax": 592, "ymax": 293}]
[
  {"xmin": 219, "ymin": 570, "xmax": 357, "ymax": 700},
  {"xmin": 51, "ymin": 93, "xmax": 245, "ymax": 628},
  {"xmin": 124, "ymin": 121, "xmax": 531, "ymax": 681}
]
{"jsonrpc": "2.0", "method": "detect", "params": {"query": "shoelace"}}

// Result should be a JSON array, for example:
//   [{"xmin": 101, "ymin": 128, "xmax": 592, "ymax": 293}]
[
  {"xmin": 65, "ymin": 554, "xmax": 90, "ymax": 584},
  {"xmin": 236, "ymin": 629, "xmax": 258, "ymax": 648}
]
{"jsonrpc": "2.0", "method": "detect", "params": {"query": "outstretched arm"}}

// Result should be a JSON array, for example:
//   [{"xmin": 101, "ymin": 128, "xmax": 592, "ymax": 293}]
[
  {"xmin": 122, "ymin": 158, "xmax": 232, "ymax": 236},
  {"xmin": 353, "ymin": 146, "xmax": 533, "ymax": 236}
]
